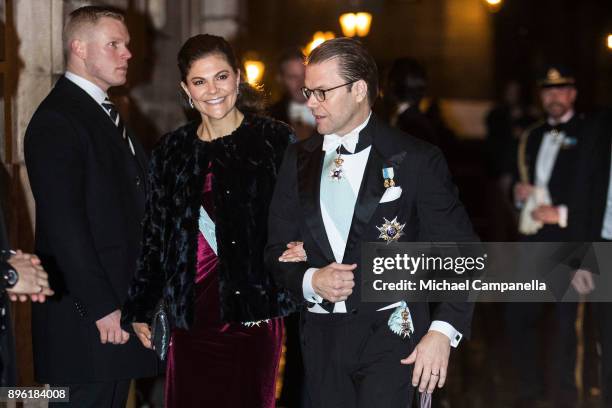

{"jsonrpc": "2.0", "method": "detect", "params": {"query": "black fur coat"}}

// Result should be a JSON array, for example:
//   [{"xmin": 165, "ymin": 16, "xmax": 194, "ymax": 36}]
[{"xmin": 122, "ymin": 114, "xmax": 300, "ymax": 329}]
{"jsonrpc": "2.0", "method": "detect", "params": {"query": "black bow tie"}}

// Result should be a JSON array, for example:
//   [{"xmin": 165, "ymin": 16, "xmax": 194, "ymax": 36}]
[
  {"xmin": 337, "ymin": 134, "xmax": 372, "ymax": 155},
  {"xmin": 543, "ymin": 122, "xmax": 566, "ymax": 134}
]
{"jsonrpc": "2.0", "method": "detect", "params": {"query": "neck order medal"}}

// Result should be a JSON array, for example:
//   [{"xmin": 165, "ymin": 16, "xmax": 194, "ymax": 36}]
[{"xmin": 330, "ymin": 146, "xmax": 345, "ymax": 181}]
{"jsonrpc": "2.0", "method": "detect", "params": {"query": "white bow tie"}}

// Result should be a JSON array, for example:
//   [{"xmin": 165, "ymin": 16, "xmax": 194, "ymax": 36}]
[{"xmin": 323, "ymin": 132, "xmax": 359, "ymax": 153}]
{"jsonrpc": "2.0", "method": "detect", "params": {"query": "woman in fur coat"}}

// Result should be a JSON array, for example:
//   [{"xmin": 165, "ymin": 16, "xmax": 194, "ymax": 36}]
[{"xmin": 122, "ymin": 34, "xmax": 300, "ymax": 408}]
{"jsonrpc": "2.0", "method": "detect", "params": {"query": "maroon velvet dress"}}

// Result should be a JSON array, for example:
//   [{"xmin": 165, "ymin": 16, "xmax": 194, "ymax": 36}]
[{"xmin": 165, "ymin": 171, "xmax": 284, "ymax": 407}]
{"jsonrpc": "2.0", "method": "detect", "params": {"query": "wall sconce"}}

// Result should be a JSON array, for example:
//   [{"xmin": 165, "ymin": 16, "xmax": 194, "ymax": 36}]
[
  {"xmin": 303, "ymin": 31, "xmax": 336, "ymax": 56},
  {"xmin": 484, "ymin": 0, "xmax": 502, "ymax": 12},
  {"xmin": 607, "ymin": 34, "xmax": 612, "ymax": 50},
  {"xmin": 339, "ymin": 12, "xmax": 372, "ymax": 37},
  {"xmin": 244, "ymin": 60, "xmax": 265, "ymax": 85}
]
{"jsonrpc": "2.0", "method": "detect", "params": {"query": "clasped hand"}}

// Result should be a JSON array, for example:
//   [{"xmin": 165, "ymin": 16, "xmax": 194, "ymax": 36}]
[
  {"xmin": 7, "ymin": 250, "xmax": 54, "ymax": 302},
  {"xmin": 278, "ymin": 242, "xmax": 356, "ymax": 302},
  {"xmin": 96, "ymin": 309, "xmax": 130, "ymax": 345}
]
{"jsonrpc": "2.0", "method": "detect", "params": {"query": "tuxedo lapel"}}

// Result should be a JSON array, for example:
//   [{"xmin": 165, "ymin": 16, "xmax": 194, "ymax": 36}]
[
  {"xmin": 297, "ymin": 136, "xmax": 335, "ymax": 262},
  {"xmin": 343, "ymin": 116, "xmax": 408, "ymax": 258},
  {"xmin": 343, "ymin": 147, "xmax": 385, "ymax": 258}
]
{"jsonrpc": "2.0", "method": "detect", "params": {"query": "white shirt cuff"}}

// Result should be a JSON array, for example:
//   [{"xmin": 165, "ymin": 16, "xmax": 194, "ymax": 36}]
[
  {"xmin": 557, "ymin": 205, "xmax": 568, "ymax": 228},
  {"xmin": 302, "ymin": 267, "xmax": 323, "ymax": 303},
  {"xmin": 429, "ymin": 320, "xmax": 463, "ymax": 348}
]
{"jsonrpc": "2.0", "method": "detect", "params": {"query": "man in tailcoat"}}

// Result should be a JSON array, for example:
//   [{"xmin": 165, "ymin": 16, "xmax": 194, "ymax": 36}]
[{"xmin": 266, "ymin": 37, "xmax": 476, "ymax": 408}]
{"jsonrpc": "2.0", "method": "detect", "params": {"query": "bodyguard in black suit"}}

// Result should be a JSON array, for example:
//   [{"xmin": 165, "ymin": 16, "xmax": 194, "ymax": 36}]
[
  {"xmin": 24, "ymin": 7, "xmax": 157, "ymax": 407},
  {"xmin": 266, "ymin": 38, "xmax": 475, "ymax": 408}
]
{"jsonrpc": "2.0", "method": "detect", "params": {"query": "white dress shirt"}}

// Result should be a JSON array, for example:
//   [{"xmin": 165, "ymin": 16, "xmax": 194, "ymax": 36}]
[
  {"xmin": 65, "ymin": 71, "xmax": 108, "ymax": 107},
  {"xmin": 601, "ymin": 141, "xmax": 612, "ymax": 239},
  {"xmin": 65, "ymin": 71, "xmax": 135, "ymax": 155},
  {"xmin": 530, "ymin": 110, "xmax": 575, "ymax": 228}
]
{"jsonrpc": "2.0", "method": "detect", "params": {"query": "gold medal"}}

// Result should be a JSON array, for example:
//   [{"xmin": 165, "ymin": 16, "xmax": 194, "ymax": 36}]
[{"xmin": 329, "ymin": 147, "xmax": 345, "ymax": 181}]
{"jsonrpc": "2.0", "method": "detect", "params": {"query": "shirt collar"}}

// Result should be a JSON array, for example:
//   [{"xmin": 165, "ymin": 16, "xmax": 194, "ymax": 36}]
[
  {"xmin": 547, "ymin": 109, "xmax": 574, "ymax": 126},
  {"xmin": 65, "ymin": 71, "xmax": 108, "ymax": 105},
  {"xmin": 323, "ymin": 111, "xmax": 372, "ymax": 153}
]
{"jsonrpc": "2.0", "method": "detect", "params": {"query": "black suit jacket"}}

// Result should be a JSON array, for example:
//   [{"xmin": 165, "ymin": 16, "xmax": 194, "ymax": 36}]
[
  {"xmin": 265, "ymin": 114, "xmax": 476, "ymax": 340},
  {"xmin": 571, "ymin": 110, "xmax": 612, "ymax": 241},
  {"xmin": 24, "ymin": 76, "xmax": 158, "ymax": 383},
  {"xmin": 520, "ymin": 114, "xmax": 593, "ymax": 241}
]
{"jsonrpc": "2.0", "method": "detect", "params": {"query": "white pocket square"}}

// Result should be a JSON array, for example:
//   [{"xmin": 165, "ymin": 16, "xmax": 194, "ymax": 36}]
[{"xmin": 379, "ymin": 186, "xmax": 402, "ymax": 203}]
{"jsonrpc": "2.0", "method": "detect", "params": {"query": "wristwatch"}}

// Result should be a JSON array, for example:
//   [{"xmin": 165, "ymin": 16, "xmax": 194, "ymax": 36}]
[
  {"xmin": 3, "ymin": 264, "xmax": 18, "ymax": 288},
  {"xmin": 1, "ymin": 250, "xmax": 18, "ymax": 288}
]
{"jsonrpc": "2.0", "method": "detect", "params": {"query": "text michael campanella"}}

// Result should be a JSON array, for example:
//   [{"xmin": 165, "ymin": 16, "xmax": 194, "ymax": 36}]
[{"xmin": 370, "ymin": 254, "xmax": 547, "ymax": 293}]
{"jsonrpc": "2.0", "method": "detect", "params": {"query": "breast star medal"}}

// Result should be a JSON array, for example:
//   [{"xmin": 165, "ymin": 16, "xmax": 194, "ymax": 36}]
[
  {"xmin": 382, "ymin": 167, "xmax": 395, "ymax": 188},
  {"xmin": 388, "ymin": 301, "xmax": 414, "ymax": 338},
  {"xmin": 376, "ymin": 217, "xmax": 405, "ymax": 243},
  {"xmin": 329, "ymin": 146, "xmax": 345, "ymax": 181}
]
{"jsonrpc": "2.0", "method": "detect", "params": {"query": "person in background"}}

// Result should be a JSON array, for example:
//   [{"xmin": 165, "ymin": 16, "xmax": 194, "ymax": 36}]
[
  {"xmin": 569, "ymin": 108, "xmax": 612, "ymax": 408},
  {"xmin": 269, "ymin": 47, "xmax": 316, "ymax": 142},
  {"xmin": 383, "ymin": 57, "xmax": 437, "ymax": 146},
  {"xmin": 485, "ymin": 80, "xmax": 536, "ymax": 184},
  {"xmin": 509, "ymin": 65, "xmax": 596, "ymax": 408}
]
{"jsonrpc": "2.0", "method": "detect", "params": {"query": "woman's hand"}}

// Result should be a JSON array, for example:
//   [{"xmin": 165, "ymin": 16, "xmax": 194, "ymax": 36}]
[
  {"xmin": 132, "ymin": 322, "xmax": 153, "ymax": 349},
  {"xmin": 279, "ymin": 241, "xmax": 307, "ymax": 263}
]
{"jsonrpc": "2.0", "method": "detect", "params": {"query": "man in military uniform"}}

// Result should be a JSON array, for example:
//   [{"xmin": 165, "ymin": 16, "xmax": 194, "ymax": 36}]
[{"xmin": 509, "ymin": 65, "xmax": 595, "ymax": 408}]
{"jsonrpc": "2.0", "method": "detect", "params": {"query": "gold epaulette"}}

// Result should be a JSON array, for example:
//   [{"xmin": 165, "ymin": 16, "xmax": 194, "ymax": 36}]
[{"xmin": 517, "ymin": 119, "xmax": 546, "ymax": 184}]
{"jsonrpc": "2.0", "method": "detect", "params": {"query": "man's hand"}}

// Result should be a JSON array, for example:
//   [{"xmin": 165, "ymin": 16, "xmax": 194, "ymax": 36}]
[
  {"xmin": 6, "ymin": 250, "xmax": 54, "ymax": 302},
  {"xmin": 513, "ymin": 182, "xmax": 534, "ymax": 203},
  {"xmin": 96, "ymin": 310, "xmax": 130, "ymax": 345},
  {"xmin": 571, "ymin": 269, "xmax": 595, "ymax": 295},
  {"xmin": 531, "ymin": 204, "xmax": 559, "ymax": 224},
  {"xmin": 312, "ymin": 263, "xmax": 357, "ymax": 302},
  {"xmin": 279, "ymin": 241, "xmax": 307, "ymax": 262},
  {"xmin": 132, "ymin": 322, "xmax": 152, "ymax": 349},
  {"xmin": 401, "ymin": 331, "xmax": 451, "ymax": 394}
]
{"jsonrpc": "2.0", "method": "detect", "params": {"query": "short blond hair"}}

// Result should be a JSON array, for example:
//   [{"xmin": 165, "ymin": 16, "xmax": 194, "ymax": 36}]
[{"xmin": 63, "ymin": 6, "xmax": 124, "ymax": 53}]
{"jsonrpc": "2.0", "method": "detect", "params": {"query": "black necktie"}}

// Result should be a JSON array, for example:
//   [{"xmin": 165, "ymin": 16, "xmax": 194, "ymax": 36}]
[{"xmin": 102, "ymin": 98, "xmax": 134, "ymax": 155}]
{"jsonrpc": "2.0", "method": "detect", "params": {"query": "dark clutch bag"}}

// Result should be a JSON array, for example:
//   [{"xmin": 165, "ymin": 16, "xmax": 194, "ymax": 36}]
[{"xmin": 150, "ymin": 299, "xmax": 170, "ymax": 361}]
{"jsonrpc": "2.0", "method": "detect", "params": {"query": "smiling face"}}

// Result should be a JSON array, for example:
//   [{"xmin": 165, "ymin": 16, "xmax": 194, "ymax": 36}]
[
  {"xmin": 540, "ymin": 85, "xmax": 577, "ymax": 121},
  {"xmin": 304, "ymin": 57, "xmax": 368, "ymax": 136},
  {"xmin": 79, "ymin": 17, "xmax": 131, "ymax": 91},
  {"xmin": 181, "ymin": 53, "xmax": 240, "ymax": 120}
]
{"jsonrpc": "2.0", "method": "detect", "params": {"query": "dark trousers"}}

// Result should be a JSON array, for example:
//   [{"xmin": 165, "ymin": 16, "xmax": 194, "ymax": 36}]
[
  {"xmin": 279, "ymin": 313, "xmax": 307, "ymax": 407},
  {"xmin": 301, "ymin": 310, "xmax": 416, "ymax": 408},
  {"xmin": 49, "ymin": 380, "xmax": 131, "ymax": 408},
  {"xmin": 505, "ymin": 303, "xmax": 578, "ymax": 402}
]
